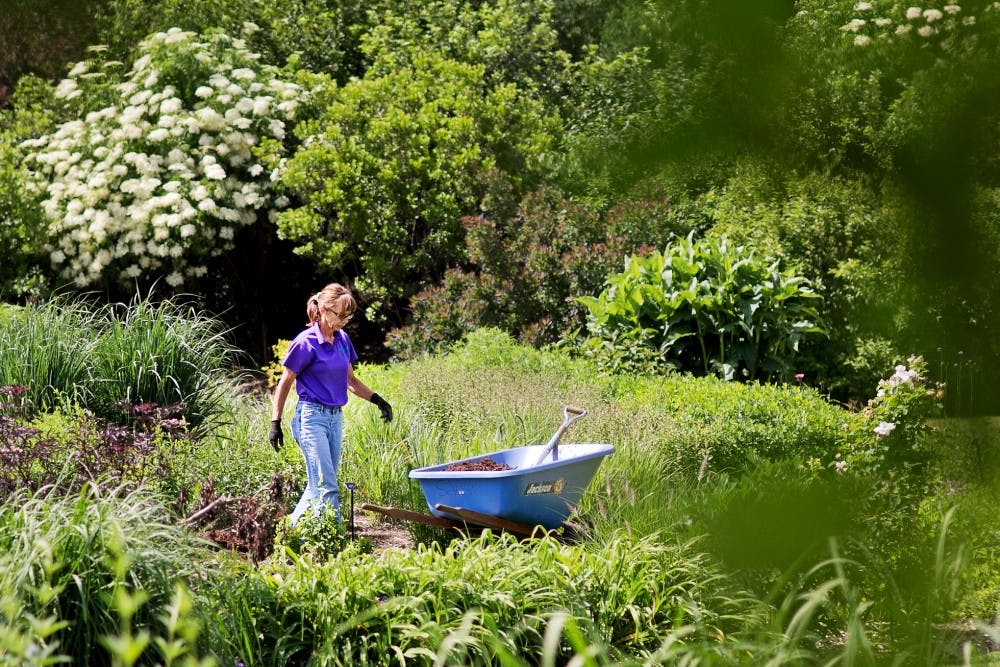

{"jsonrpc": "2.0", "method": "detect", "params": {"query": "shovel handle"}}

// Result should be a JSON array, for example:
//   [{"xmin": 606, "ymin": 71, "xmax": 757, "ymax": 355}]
[{"xmin": 534, "ymin": 405, "xmax": 588, "ymax": 466}]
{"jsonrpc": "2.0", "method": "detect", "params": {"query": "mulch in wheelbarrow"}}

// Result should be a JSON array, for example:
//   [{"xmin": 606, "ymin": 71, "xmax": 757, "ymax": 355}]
[{"xmin": 442, "ymin": 456, "xmax": 514, "ymax": 472}]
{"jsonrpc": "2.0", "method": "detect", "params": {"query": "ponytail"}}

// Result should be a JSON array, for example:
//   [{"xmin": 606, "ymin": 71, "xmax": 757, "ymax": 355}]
[{"xmin": 306, "ymin": 295, "xmax": 321, "ymax": 324}]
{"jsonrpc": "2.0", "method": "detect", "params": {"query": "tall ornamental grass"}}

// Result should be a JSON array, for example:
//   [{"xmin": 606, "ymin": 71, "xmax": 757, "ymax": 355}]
[
  {"xmin": 0, "ymin": 295, "xmax": 240, "ymax": 426},
  {"xmin": 89, "ymin": 295, "xmax": 239, "ymax": 426},
  {"xmin": 0, "ymin": 298, "xmax": 96, "ymax": 410}
]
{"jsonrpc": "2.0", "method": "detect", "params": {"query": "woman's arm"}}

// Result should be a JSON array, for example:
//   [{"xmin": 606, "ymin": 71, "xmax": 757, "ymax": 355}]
[
  {"xmin": 272, "ymin": 367, "xmax": 297, "ymax": 420},
  {"xmin": 348, "ymin": 364, "xmax": 392, "ymax": 422},
  {"xmin": 346, "ymin": 364, "xmax": 374, "ymax": 400}
]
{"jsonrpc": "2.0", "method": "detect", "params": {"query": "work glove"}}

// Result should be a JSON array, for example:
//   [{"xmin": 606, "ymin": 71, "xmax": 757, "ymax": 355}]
[
  {"xmin": 370, "ymin": 393, "xmax": 393, "ymax": 422},
  {"xmin": 268, "ymin": 419, "xmax": 284, "ymax": 451}
]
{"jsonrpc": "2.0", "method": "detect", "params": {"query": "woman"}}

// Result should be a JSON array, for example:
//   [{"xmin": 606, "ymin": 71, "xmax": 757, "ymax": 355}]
[{"xmin": 269, "ymin": 283, "xmax": 392, "ymax": 524}]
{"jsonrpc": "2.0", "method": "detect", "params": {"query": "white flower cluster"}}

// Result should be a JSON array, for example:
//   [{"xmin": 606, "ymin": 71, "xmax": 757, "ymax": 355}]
[
  {"xmin": 876, "ymin": 359, "xmax": 923, "ymax": 397},
  {"xmin": 22, "ymin": 28, "xmax": 300, "ymax": 288},
  {"xmin": 842, "ymin": 2, "xmax": 975, "ymax": 46},
  {"xmin": 873, "ymin": 420, "xmax": 897, "ymax": 437}
]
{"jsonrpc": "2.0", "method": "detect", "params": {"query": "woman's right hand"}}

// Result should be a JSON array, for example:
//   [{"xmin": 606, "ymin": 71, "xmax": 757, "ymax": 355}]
[{"xmin": 268, "ymin": 419, "xmax": 284, "ymax": 451}]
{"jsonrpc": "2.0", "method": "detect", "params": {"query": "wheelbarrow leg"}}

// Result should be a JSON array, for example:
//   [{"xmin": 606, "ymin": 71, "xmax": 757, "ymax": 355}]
[
  {"xmin": 433, "ymin": 504, "xmax": 542, "ymax": 539},
  {"xmin": 359, "ymin": 503, "xmax": 468, "ymax": 531}
]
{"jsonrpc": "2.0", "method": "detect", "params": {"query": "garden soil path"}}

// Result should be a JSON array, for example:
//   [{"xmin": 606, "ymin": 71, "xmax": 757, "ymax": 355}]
[{"xmin": 350, "ymin": 510, "xmax": 415, "ymax": 550}]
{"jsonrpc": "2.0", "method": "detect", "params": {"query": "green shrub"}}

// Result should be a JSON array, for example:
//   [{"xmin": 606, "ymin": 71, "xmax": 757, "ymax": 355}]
[
  {"xmin": 386, "ymin": 185, "xmax": 680, "ymax": 357},
  {"xmin": 95, "ymin": 0, "xmax": 370, "ymax": 79},
  {"xmin": 696, "ymin": 171, "xmax": 907, "ymax": 402},
  {"xmin": 576, "ymin": 233, "xmax": 825, "ymax": 381},
  {"xmin": 275, "ymin": 50, "xmax": 557, "ymax": 310},
  {"xmin": 274, "ymin": 506, "xmax": 372, "ymax": 563}
]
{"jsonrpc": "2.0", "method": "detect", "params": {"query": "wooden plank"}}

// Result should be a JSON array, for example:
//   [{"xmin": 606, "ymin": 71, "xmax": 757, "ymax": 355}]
[
  {"xmin": 433, "ymin": 504, "xmax": 540, "ymax": 538},
  {"xmin": 359, "ymin": 503, "xmax": 467, "ymax": 531}
]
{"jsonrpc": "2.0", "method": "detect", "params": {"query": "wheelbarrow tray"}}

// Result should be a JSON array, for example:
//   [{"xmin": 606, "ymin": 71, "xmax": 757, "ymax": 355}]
[{"xmin": 408, "ymin": 443, "xmax": 614, "ymax": 529}]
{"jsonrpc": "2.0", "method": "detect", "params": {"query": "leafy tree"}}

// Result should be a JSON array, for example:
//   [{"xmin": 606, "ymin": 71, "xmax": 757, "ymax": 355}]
[
  {"xmin": 94, "ymin": 0, "xmax": 386, "ymax": 82},
  {"xmin": 590, "ymin": 0, "xmax": 1000, "ymax": 409},
  {"xmin": 275, "ymin": 51, "xmax": 558, "ymax": 315},
  {"xmin": 784, "ymin": 0, "xmax": 1000, "ymax": 410},
  {"xmin": 360, "ymin": 0, "xmax": 572, "ymax": 99}
]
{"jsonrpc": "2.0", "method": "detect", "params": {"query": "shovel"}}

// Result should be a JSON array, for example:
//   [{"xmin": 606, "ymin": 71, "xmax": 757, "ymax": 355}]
[{"xmin": 533, "ymin": 405, "xmax": 587, "ymax": 466}]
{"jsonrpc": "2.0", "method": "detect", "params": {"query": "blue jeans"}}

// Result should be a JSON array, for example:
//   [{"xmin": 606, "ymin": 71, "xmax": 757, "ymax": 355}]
[{"xmin": 289, "ymin": 400, "xmax": 343, "ymax": 524}]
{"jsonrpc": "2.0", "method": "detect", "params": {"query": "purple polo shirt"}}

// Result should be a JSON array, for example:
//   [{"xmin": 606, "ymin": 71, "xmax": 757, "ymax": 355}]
[{"xmin": 282, "ymin": 323, "xmax": 358, "ymax": 407}]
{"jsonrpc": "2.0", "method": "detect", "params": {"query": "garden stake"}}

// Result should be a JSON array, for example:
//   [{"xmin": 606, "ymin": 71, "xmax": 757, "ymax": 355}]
[{"xmin": 346, "ymin": 481, "xmax": 357, "ymax": 540}]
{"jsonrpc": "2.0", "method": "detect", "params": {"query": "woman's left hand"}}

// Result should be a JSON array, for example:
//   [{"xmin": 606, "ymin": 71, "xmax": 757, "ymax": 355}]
[{"xmin": 370, "ymin": 393, "xmax": 393, "ymax": 422}]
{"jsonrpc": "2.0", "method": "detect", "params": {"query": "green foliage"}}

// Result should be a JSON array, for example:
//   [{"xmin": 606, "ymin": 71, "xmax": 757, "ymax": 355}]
[
  {"xmin": 695, "ymin": 170, "xmax": 905, "ymax": 400},
  {"xmin": 576, "ymin": 233, "xmax": 825, "ymax": 381},
  {"xmin": 387, "ymin": 187, "xmax": 679, "ymax": 357},
  {"xmin": 0, "ymin": 398, "xmax": 195, "ymax": 497},
  {"xmin": 0, "ymin": 77, "xmax": 61, "ymax": 300},
  {"xmin": 610, "ymin": 0, "xmax": 1000, "ymax": 410},
  {"xmin": 0, "ymin": 296, "xmax": 96, "ymax": 409},
  {"xmin": 360, "ymin": 0, "xmax": 572, "ymax": 99},
  {"xmin": 557, "ymin": 47, "xmax": 669, "ymax": 197},
  {"xmin": 94, "ymin": 0, "xmax": 394, "ymax": 82},
  {"xmin": 260, "ymin": 338, "xmax": 290, "ymax": 389},
  {"xmin": 89, "ymin": 296, "xmax": 239, "ymax": 426},
  {"xmin": 351, "ymin": 329, "xmax": 866, "ymax": 540},
  {"xmin": 276, "ymin": 50, "xmax": 558, "ymax": 310},
  {"xmin": 275, "ymin": 506, "xmax": 371, "ymax": 562},
  {"xmin": 240, "ymin": 531, "xmax": 764, "ymax": 664},
  {"xmin": 1, "ymin": 320, "xmax": 994, "ymax": 663},
  {"xmin": 18, "ymin": 28, "xmax": 301, "ymax": 292},
  {"xmin": 0, "ymin": 483, "xmax": 213, "ymax": 665}
]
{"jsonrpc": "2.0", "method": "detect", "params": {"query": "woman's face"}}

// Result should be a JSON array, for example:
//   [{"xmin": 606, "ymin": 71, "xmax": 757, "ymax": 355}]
[{"xmin": 322, "ymin": 306, "xmax": 353, "ymax": 332}]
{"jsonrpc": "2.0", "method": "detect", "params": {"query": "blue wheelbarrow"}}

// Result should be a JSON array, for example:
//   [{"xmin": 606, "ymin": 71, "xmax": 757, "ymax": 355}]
[{"xmin": 362, "ymin": 407, "xmax": 614, "ymax": 536}]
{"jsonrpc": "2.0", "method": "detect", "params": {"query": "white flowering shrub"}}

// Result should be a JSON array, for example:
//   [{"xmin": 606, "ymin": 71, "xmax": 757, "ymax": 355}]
[
  {"xmin": 21, "ymin": 28, "xmax": 300, "ymax": 289},
  {"xmin": 839, "ymin": 1, "xmax": 981, "ymax": 49}
]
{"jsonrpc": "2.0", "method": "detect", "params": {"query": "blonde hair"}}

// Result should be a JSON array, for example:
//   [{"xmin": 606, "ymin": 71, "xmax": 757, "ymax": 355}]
[{"xmin": 306, "ymin": 283, "xmax": 357, "ymax": 325}]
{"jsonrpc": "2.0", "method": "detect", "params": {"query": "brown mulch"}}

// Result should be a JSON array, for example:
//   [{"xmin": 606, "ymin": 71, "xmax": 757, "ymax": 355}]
[{"xmin": 443, "ymin": 456, "xmax": 514, "ymax": 472}]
